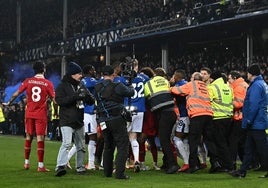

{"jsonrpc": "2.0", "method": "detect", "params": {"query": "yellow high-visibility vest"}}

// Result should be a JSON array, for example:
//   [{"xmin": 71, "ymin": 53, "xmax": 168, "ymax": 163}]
[
  {"xmin": 0, "ymin": 107, "xmax": 5, "ymax": 123},
  {"xmin": 208, "ymin": 77, "xmax": 233, "ymax": 120}
]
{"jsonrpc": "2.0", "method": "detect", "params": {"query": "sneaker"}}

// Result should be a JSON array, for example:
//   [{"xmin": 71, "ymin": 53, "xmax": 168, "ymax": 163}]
[
  {"xmin": 24, "ymin": 164, "xmax": 30, "ymax": 170},
  {"xmin": 153, "ymin": 164, "xmax": 161, "ymax": 171},
  {"xmin": 259, "ymin": 172, "xmax": 268, "ymax": 178},
  {"xmin": 178, "ymin": 164, "xmax": 189, "ymax": 172},
  {"xmin": 55, "ymin": 166, "xmax": 67, "ymax": 177},
  {"xmin": 209, "ymin": 161, "xmax": 221, "ymax": 173},
  {"xmin": 134, "ymin": 161, "xmax": 140, "ymax": 173},
  {"xmin": 76, "ymin": 167, "xmax": 86, "ymax": 175},
  {"xmin": 85, "ymin": 163, "xmax": 96, "ymax": 170},
  {"xmin": 229, "ymin": 170, "xmax": 246, "ymax": 178},
  {"xmin": 98, "ymin": 165, "xmax": 104, "ymax": 170},
  {"xmin": 140, "ymin": 163, "xmax": 150, "ymax": 171},
  {"xmin": 38, "ymin": 166, "xmax": 50, "ymax": 172},
  {"xmin": 66, "ymin": 162, "xmax": 72, "ymax": 169},
  {"xmin": 186, "ymin": 166, "xmax": 200, "ymax": 174},
  {"xmin": 116, "ymin": 174, "xmax": 130, "ymax": 180},
  {"xmin": 166, "ymin": 165, "xmax": 179, "ymax": 174}
]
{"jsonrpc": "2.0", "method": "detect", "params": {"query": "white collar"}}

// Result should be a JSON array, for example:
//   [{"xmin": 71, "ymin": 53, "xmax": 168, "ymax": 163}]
[{"xmin": 34, "ymin": 74, "xmax": 45, "ymax": 79}]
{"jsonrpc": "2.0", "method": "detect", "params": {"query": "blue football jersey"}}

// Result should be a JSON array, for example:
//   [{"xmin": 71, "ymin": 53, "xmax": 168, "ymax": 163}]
[
  {"xmin": 114, "ymin": 74, "xmax": 149, "ymax": 112},
  {"xmin": 175, "ymin": 79, "xmax": 188, "ymax": 117},
  {"xmin": 81, "ymin": 76, "xmax": 98, "ymax": 114},
  {"xmin": 127, "ymin": 73, "xmax": 149, "ymax": 112}
]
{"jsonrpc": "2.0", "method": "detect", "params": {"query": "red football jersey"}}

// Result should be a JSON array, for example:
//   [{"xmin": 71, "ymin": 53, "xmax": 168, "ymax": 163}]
[{"xmin": 19, "ymin": 74, "xmax": 55, "ymax": 119}]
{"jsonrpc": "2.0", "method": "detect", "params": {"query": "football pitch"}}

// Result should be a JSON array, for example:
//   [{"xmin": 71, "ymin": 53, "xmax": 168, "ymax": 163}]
[{"xmin": 0, "ymin": 135, "xmax": 267, "ymax": 188}]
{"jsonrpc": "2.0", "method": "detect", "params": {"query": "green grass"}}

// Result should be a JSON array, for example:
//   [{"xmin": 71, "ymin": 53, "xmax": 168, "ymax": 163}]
[{"xmin": 0, "ymin": 135, "xmax": 268, "ymax": 188}]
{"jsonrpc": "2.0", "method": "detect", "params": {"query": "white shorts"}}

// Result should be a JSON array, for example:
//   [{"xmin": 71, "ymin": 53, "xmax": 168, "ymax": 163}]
[
  {"xmin": 127, "ymin": 112, "xmax": 144, "ymax": 133},
  {"xmin": 84, "ymin": 113, "xmax": 97, "ymax": 135},
  {"xmin": 175, "ymin": 116, "xmax": 190, "ymax": 133}
]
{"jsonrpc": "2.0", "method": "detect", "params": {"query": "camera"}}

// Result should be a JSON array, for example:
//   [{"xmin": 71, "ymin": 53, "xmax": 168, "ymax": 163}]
[
  {"xmin": 120, "ymin": 105, "xmax": 137, "ymax": 122},
  {"xmin": 120, "ymin": 56, "xmax": 137, "ymax": 79},
  {"xmin": 77, "ymin": 82, "xmax": 95, "ymax": 105}
]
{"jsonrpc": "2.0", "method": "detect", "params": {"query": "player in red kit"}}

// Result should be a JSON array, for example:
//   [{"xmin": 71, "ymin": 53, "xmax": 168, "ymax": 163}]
[{"xmin": 5, "ymin": 61, "xmax": 56, "ymax": 172}]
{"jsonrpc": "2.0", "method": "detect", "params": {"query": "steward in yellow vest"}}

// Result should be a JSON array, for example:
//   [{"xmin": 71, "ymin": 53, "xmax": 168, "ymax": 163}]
[
  {"xmin": 144, "ymin": 68, "xmax": 179, "ymax": 174},
  {"xmin": 207, "ymin": 71, "xmax": 234, "ymax": 172}
]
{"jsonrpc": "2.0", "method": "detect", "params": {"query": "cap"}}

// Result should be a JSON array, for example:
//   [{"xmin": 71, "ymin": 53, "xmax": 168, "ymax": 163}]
[
  {"xmin": 247, "ymin": 64, "xmax": 260, "ymax": 76},
  {"xmin": 67, "ymin": 62, "xmax": 82, "ymax": 75},
  {"xmin": 102, "ymin": 65, "xmax": 114, "ymax": 76}
]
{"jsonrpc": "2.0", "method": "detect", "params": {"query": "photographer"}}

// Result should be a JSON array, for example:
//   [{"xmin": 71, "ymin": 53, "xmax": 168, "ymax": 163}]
[
  {"xmin": 94, "ymin": 65, "xmax": 134, "ymax": 179},
  {"xmin": 55, "ymin": 61, "xmax": 95, "ymax": 177}
]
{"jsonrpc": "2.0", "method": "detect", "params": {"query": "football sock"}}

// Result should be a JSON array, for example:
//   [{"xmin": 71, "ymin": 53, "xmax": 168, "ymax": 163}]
[
  {"xmin": 38, "ymin": 162, "xmax": 44, "ymax": 168},
  {"xmin": 88, "ymin": 140, "xmax": 96, "ymax": 167},
  {"xmin": 24, "ymin": 139, "xmax": 32, "ymax": 161},
  {"xmin": 68, "ymin": 144, "xmax": 77, "ymax": 161},
  {"xmin": 173, "ymin": 136, "xmax": 189, "ymax": 164},
  {"xmin": 150, "ymin": 139, "xmax": 158, "ymax": 163},
  {"xmin": 139, "ymin": 141, "xmax": 145, "ymax": 162},
  {"xmin": 37, "ymin": 141, "xmax": 44, "ymax": 163},
  {"xmin": 130, "ymin": 139, "xmax": 139, "ymax": 162}
]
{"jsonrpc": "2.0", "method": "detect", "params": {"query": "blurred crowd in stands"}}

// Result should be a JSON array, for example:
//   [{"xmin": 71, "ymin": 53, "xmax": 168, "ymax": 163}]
[
  {"xmin": 138, "ymin": 51, "xmax": 268, "ymax": 83},
  {"xmin": 1, "ymin": 0, "xmax": 268, "ymax": 47}
]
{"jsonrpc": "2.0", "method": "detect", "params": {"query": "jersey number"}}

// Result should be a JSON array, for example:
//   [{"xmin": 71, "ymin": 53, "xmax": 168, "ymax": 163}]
[
  {"xmin": 32, "ymin": 86, "xmax": 41, "ymax": 102},
  {"xmin": 132, "ymin": 82, "xmax": 144, "ymax": 99}
]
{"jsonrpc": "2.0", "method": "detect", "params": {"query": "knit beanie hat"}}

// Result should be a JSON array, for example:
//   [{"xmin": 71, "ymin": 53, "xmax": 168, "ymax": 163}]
[
  {"xmin": 247, "ymin": 64, "xmax": 260, "ymax": 76},
  {"xmin": 67, "ymin": 62, "xmax": 82, "ymax": 75}
]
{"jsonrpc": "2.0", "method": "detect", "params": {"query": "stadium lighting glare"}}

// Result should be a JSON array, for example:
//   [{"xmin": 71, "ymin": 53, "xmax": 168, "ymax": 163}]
[
  {"xmin": 238, "ymin": 0, "xmax": 245, "ymax": 5},
  {"xmin": 100, "ymin": 54, "xmax": 104, "ymax": 62}
]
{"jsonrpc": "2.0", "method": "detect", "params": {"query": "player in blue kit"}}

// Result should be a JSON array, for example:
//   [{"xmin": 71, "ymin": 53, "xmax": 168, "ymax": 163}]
[
  {"xmin": 114, "ymin": 59, "xmax": 149, "ymax": 172},
  {"xmin": 81, "ymin": 64, "xmax": 99, "ymax": 170}
]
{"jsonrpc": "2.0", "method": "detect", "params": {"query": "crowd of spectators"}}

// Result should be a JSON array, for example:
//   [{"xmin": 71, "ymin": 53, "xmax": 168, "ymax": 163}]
[
  {"xmin": 138, "ymin": 49, "xmax": 268, "ymax": 83},
  {"xmin": 0, "ymin": 102, "xmax": 25, "ymax": 135},
  {"xmin": 1, "ymin": 0, "xmax": 268, "ymax": 47},
  {"xmin": 0, "ymin": 0, "xmax": 16, "ymax": 41}
]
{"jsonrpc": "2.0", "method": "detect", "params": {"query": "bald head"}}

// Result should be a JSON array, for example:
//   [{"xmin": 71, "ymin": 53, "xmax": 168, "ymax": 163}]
[{"xmin": 191, "ymin": 72, "xmax": 203, "ymax": 81}]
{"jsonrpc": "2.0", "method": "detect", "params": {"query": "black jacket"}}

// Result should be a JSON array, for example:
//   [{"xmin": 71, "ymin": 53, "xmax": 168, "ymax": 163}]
[
  {"xmin": 95, "ymin": 79, "xmax": 134, "ymax": 122},
  {"xmin": 55, "ymin": 75, "xmax": 84, "ymax": 129}
]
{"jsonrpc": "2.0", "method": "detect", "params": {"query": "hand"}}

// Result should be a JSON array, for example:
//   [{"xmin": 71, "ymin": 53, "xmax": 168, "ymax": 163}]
[{"xmin": 2, "ymin": 102, "xmax": 10, "ymax": 106}]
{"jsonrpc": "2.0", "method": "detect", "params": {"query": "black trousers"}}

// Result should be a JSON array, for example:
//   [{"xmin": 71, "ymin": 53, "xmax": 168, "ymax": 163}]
[
  {"xmin": 102, "ymin": 117, "xmax": 129, "ymax": 178},
  {"xmin": 229, "ymin": 120, "xmax": 246, "ymax": 163},
  {"xmin": 212, "ymin": 118, "xmax": 233, "ymax": 169},
  {"xmin": 156, "ymin": 110, "xmax": 178, "ymax": 168},
  {"xmin": 240, "ymin": 129, "xmax": 268, "ymax": 172},
  {"xmin": 188, "ymin": 115, "xmax": 219, "ymax": 168}
]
